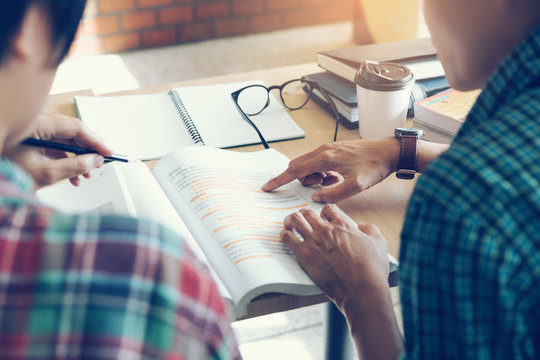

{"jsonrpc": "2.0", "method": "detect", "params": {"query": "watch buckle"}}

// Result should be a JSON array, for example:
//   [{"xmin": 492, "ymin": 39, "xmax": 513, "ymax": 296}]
[{"xmin": 396, "ymin": 169, "xmax": 416, "ymax": 179}]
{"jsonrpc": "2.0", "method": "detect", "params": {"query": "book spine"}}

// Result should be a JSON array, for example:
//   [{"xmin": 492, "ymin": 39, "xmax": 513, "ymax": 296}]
[
  {"xmin": 308, "ymin": 88, "xmax": 359, "ymax": 130},
  {"xmin": 408, "ymin": 77, "xmax": 450, "ymax": 117},
  {"xmin": 168, "ymin": 90, "xmax": 205, "ymax": 146}
]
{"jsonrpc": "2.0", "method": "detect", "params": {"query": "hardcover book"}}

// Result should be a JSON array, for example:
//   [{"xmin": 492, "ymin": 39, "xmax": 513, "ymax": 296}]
[{"xmin": 317, "ymin": 38, "xmax": 444, "ymax": 83}]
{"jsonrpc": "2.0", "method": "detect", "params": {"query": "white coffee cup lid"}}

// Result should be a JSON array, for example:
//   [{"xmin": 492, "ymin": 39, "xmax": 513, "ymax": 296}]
[{"xmin": 354, "ymin": 61, "xmax": 414, "ymax": 91}]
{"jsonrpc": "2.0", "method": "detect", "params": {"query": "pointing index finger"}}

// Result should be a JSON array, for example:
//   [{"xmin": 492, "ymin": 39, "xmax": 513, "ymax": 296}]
[
  {"xmin": 262, "ymin": 170, "xmax": 297, "ymax": 191},
  {"xmin": 263, "ymin": 147, "xmax": 333, "ymax": 192}
]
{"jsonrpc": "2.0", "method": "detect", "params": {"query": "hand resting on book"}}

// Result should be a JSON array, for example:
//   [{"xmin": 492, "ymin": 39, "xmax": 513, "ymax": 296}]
[{"xmin": 282, "ymin": 204, "xmax": 390, "ymax": 307}]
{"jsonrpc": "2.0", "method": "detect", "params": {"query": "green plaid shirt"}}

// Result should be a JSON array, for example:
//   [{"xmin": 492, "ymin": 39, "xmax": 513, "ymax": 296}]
[{"xmin": 400, "ymin": 26, "xmax": 540, "ymax": 359}]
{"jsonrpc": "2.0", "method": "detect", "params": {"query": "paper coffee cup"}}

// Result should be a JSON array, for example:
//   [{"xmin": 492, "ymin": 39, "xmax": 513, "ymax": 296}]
[{"xmin": 354, "ymin": 61, "xmax": 414, "ymax": 139}]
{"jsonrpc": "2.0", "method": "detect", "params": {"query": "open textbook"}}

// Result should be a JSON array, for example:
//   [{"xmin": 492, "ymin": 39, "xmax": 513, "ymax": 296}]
[{"xmin": 37, "ymin": 146, "xmax": 397, "ymax": 318}]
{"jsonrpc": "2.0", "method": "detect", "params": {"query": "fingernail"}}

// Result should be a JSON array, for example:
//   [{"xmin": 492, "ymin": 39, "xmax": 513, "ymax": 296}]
[
  {"xmin": 90, "ymin": 154, "xmax": 104, "ymax": 167},
  {"xmin": 312, "ymin": 193, "xmax": 321, "ymax": 202},
  {"xmin": 261, "ymin": 182, "xmax": 270, "ymax": 191}
]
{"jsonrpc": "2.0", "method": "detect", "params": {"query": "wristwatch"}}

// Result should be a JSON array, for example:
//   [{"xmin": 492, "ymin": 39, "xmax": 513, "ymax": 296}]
[{"xmin": 394, "ymin": 128, "xmax": 424, "ymax": 179}]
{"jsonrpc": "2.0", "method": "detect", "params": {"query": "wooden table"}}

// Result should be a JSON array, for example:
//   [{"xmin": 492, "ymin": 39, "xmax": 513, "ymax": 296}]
[{"xmin": 46, "ymin": 62, "xmax": 415, "ymax": 320}]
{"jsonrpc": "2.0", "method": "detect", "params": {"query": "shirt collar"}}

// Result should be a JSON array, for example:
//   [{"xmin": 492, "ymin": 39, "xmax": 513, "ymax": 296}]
[{"xmin": 455, "ymin": 24, "xmax": 540, "ymax": 139}]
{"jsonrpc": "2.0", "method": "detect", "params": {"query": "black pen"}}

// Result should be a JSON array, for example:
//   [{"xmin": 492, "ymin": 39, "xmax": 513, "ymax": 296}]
[{"xmin": 21, "ymin": 138, "xmax": 130, "ymax": 163}]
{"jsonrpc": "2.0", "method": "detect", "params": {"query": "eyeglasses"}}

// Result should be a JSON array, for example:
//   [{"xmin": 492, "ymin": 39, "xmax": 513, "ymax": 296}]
[{"xmin": 231, "ymin": 78, "xmax": 340, "ymax": 149}]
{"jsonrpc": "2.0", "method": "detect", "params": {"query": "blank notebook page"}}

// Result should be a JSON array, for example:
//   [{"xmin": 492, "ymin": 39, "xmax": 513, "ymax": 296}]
[{"xmin": 75, "ymin": 93, "xmax": 194, "ymax": 160}]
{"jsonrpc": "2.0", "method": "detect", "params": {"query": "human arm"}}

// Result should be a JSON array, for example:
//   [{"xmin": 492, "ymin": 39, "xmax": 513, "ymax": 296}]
[
  {"xmin": 262, "ymin": 137, "xmax": 449, "ymax": 203},
  {"xmin": 4, "ymin": 113, "xmax": 113, "ymax": 187},
  {"xmin": 281, "ymin": 205, "xmax": 403, "ymax": 359},
  {"xmin": 416, "ymin": 139, "xmax": 448, "ymax": 174}
]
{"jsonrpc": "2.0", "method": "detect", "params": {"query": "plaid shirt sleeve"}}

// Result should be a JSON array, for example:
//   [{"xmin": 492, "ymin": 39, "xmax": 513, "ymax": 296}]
[
  {"xmin": 399, "ymin": 25, "xmax": 540, "ymax": 359},
  {"xmin": 0, "ymin": 163, "xmax": 241, "ymax": 359}
]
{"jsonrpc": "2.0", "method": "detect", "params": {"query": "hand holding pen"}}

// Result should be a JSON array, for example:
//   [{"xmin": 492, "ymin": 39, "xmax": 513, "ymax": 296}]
[
  {"xmin": 21, "ymin": 138, "xmax": 129, "ymax": 163},
  {"xmin": 4, "ymin": 114, "xmax": 122, "ymax": 188}
]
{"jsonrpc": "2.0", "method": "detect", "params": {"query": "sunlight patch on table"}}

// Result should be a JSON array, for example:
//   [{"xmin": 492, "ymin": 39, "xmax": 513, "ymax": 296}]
[{"xmin": 51, "ymin": 55, "xmax": 139, "ymax": 95}]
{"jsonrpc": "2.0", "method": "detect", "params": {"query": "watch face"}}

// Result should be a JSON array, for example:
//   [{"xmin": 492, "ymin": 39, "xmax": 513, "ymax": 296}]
[{"xmin": 394, "ymin": 128, "xmax": 424, "ymax": 138}]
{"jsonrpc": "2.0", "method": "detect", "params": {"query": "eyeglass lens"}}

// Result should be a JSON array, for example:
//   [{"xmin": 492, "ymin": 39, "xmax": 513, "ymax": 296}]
[
  {"xmin": 236, "ymin": 85, "xmax": 269, "ymax": 116},
  {"xmin": 236, "ymin": 80, "xmax": 312, "ymax": 116},
  {"xmin": 279, "ymin": 80, "xmax": 311, "ymax": 110}
]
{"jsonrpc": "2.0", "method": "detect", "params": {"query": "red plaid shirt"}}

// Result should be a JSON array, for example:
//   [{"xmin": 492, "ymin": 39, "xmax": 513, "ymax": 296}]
[{"xmin": 0, "ymin": 159, "xmax": 242, "ymax": 360}]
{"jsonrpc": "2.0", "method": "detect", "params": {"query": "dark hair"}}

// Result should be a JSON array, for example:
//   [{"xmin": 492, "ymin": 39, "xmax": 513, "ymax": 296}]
[{"xmin": 0, "ymin": 0, "xmax": 87, "ymax": 66}]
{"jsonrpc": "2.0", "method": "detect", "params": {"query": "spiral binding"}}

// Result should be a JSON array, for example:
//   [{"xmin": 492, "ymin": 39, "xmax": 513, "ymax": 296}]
[{"xmin": 168, "ymin": 90, "xmax": 205, "ymax": 145}]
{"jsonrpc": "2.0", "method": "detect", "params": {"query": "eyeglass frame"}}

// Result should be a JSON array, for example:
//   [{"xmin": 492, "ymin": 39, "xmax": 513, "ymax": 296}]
[{"xmin": 230, "ymin": 78, "xmax": 340, "ymax": 149}]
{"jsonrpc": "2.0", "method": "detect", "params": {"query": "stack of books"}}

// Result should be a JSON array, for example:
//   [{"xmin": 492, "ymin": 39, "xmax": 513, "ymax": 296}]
[{"xmin": 304, "ymin": 38, "xmax": 451, "ymax": 130}]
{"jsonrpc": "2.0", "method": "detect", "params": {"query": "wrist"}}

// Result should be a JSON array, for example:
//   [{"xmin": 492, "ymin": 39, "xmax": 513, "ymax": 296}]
[
  {"xmin": 416, "ymin": 140, "xmax": 449, "ymax": 173},
  {"xmin": 381, "ymin": 136, "xmax": 401, "ymax": 174},
  {"xmin": 394, "ymin": 128, "xmax": 424, "ymax": 179},
  {"xmin": 341, "ymin": 284, "xmax": 403, "ymax": 357},
  {"xmin": 339, "ymin": 275, "xmax": 389, "ymax": 317}
]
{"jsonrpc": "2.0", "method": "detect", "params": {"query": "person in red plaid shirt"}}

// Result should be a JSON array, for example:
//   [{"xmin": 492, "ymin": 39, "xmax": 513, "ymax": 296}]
[{"xmin": 0, "ymin": 1, "xmax": 241, "ymax": 359}]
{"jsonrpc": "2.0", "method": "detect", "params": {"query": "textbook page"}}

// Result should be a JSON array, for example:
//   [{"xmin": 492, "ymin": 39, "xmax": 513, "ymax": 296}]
[
  {"xmin": 36, "ymin": 163, "xmax": 137, "ymax": 215},
  {"xmin": 36, "ymin": 162, "xmax": 231, "ymax": 300},
  {"xmin": 153, "ymin": 147, "xmax": 323, "ymax": 317}
]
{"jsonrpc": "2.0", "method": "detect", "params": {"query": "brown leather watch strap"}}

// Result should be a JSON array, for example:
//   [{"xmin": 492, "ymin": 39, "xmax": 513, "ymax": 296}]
[{"xmin": 397, "ymin": 134, "xmax": 418, "ymax": 179}]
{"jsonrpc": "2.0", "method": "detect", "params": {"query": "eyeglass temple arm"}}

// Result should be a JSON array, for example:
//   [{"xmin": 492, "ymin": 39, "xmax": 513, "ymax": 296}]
[{"xmin": 230, "ymin": 93, "xmax": 270, "ymax": 149}]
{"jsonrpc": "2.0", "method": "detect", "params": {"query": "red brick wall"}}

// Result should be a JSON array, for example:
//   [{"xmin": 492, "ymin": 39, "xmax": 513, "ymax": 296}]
[{"xmin": 72, "ymin": 0, "xmax": 356, "ymax": 55}]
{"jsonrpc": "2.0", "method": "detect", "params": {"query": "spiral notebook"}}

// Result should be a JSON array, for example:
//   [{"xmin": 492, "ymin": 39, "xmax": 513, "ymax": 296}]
[{"xmin": 74, "ymin": 81, "xmax": 305, "ymax": 160}]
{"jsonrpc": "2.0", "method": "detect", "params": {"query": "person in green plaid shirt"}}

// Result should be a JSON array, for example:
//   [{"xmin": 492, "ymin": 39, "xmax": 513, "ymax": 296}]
[
  {"xmin": 0, "ymin": 1, "xmax": 241, "ymax": 359},
  {"xmin": 263, "ymin": 0, "xmax": 540, "ymax": 359}
]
